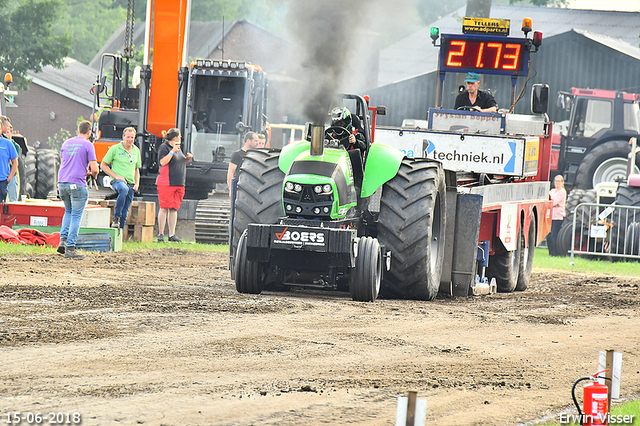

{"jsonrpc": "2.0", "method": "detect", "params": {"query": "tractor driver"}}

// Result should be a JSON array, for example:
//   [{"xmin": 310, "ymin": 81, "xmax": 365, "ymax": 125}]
[
  {"xmin": 454, "ymin": 72, "xmax": 498, "ymax": 113},
  {"xmin": 328, "ymin": 107, "xmax": 366, "ymax": 152}
]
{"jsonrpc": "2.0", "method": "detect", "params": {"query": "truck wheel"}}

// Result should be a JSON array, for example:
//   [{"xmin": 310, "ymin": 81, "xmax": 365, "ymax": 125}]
[
  {"xmin": 574, "ymin": 141, "xmax": 639, "ymax": 189},
  {"xmin": 349, "ymin": 237, "xmax": 382, "ymax": 302},
  {"xmin": 235, "ymin": 230, "xmax": 265, "ymax": 294},
  {"xmin": 516, "ymin": 214, "xmax": 536, "ymax": 291},
  {"xmin": 487, "ymin": 224, "xmax": 523, "ymax": 293},
  {"xmin": 377, "ymin": 159, "xmax": 446, "ymax": 301},
  {"xmin": 24, "ymin": 150, "xmax": 37, "ymax": 198},
  {"xmin": 610, "ymin": 182, "xmax": 640, "ymax": 256},
  {"xmin": 35, "ymin": 149, "xmax": 58, "ymax": 199},
  {"xmin": 231, "ymin": 149, "xmax": 284, "ymax": 275}
]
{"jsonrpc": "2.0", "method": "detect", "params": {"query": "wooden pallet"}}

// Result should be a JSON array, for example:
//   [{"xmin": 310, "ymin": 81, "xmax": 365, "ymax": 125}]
[
  {"xmin": 123, "ymin": 224, "xmax": 154, "ymax": 242},
  {"xmin": 94, "ymin": 200, "xmax": 156, "ymax": 226}
]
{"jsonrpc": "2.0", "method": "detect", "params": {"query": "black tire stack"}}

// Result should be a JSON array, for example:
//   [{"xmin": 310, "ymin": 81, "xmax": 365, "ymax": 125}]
[
  {"xmin": 556, "ymin": 189, "xmax": 597, "ymax": 257},
  {"xmin": 21, "ymin": 147, "xmax": 59, "ymax": 200}
]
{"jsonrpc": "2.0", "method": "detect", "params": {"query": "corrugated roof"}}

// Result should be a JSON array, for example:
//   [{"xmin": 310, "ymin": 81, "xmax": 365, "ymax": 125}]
[
  {"xmin": 27, "ymin": 58, "xmax": 98, "ymax": 107},
  {"xmin": 378, "ymin": 5, "xmax": 640, "ymax": 87},
  {"xmin": 88, "ymin": 20, "xmax": 240, "ymax": 69}
]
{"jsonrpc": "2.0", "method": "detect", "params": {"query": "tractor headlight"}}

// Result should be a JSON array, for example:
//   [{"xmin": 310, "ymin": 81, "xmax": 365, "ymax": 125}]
[
  {"xmin": 314, "ymin": 185, "xmax": 322, "ymax": 194},
  {"xmin": 286, "ymin": 204, "xmax": 292, "ymax": 211},
  {"xmin": 323, "ymin": 184, "xmax": 332, "ymax": 193},
  {"xmin": 313, "ymin": 207, "xmax": 321, "ymax": 215},
  {"xmin": 295, "ymin": 206, "xmax": 302, "ymax": 214},
  {"xmin": 323, "ymin": 207, "xmax": 330, "ymax": 214},
  {"xmin": 285, "ymin": 182, "xmax": 294, "ymax": 191},
  {"xmin": 294, "ymin": 183, "xmax": 303, "ymax": 192}
]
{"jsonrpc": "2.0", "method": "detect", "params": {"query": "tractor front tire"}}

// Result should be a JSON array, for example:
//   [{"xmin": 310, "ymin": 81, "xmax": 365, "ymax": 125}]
[
  {"xmin": 377, "ymin": 159, "xmax": 446, "ymax": 301},
  {"xmin": 487, "ymin": 224, "xmax": 523, "ymax": 293},
  {"xmin": 349, "ymin": 237, "xmax": 382, "ymax": 302},
  {"xmin": 235, "ymin": 230, "xmax": 265, "ymax": 294}
]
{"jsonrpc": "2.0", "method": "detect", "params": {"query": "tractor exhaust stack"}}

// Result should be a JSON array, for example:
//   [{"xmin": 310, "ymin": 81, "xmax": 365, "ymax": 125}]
[{"xmin": 310, "ymin": 124, "xmax": 324, "ymax": 157}]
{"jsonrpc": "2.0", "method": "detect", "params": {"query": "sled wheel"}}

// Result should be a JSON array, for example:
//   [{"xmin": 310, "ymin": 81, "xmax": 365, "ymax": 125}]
[{"xmin": 487, "ymin": 223, "xmax": 523, "ymax": 293}]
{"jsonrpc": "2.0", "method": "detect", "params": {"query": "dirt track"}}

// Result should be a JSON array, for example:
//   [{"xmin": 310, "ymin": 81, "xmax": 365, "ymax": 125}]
[{"xmin": 0, "ymin": 248, "xmax": 639, "ymax": 426}]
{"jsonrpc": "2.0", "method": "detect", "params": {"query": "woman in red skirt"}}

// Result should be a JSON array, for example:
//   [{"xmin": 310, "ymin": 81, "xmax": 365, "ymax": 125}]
[{"xmin": 156, "ymin": 128, "xmax": 193, "ymax": 242}]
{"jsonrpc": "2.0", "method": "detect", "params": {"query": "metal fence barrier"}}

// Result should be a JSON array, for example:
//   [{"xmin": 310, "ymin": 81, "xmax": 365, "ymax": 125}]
[{"xmin": 568, "ymin": 202, "xmax": 640, "ymax": 262}]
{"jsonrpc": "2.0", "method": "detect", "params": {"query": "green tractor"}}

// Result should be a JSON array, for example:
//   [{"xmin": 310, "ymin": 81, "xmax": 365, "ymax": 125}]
[{"xmin": 231, "ymin": 95, "xmax": 446, "ymax": 301}]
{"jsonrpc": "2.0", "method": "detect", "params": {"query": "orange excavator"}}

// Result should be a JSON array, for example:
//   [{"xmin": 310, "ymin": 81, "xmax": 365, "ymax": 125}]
[{"xmin": 91, "ymin": 0, "xmax": 268, "ymax": 199}]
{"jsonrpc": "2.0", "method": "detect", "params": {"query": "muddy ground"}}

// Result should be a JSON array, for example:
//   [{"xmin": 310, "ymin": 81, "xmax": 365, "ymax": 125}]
[{"xmin": 0, "ymin": 248, "xmax": 638, "ymax": 426}]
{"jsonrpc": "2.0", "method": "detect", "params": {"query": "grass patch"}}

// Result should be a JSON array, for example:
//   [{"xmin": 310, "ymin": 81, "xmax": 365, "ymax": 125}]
[
  {"xmin": 541, "ymin": 399, "xmax": 640, "ymax": 425},
  {"xmin": 0, "ymin": 239, "xmax": 229, "ymax": 255},
  {"xmin": 534, "ymin": 249, "xmax": 640, "ymax": 277},
  {"xmin": 120, "ymin": 241, "xmax": 228, "ymax": 253}
]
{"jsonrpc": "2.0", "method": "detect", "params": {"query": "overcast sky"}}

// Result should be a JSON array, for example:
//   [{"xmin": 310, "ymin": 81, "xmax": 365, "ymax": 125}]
[{"xmin": 569, "ymin": 0, "xmax": 638, "ymax": 11}]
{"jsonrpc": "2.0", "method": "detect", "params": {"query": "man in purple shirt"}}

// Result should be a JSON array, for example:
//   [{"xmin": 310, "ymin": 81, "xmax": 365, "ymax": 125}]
[{"xmin": 57, "ymin": 121, "xmax": 99, "ymax": 259}]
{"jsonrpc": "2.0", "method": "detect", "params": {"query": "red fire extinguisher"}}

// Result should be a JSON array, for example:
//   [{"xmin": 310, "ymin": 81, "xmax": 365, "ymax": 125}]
[{"xmin": 572, "ymin": 369, "xmax": 611, "ymax": 426}]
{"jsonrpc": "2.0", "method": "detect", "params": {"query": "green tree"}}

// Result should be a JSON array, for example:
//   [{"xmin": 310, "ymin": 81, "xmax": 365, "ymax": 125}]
[
  {"xmin": 57, "ymin": 0, "xmax": 127, "ymax": 64},
  {"xmin": 0, "ymin": 0, "xmax": 72, "ymax": 88}
]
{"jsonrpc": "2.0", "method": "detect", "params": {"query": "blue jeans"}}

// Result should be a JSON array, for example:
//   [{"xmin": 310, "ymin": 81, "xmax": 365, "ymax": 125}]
[
  {"xmin": 58, "ymin": 183, "xmax": 89, "ymax": 247},
  {"xmin": 7, "ymin": 176, "xmax": 18, "ymax": 202},
  {"xmin": 111, "ymin": 179, "xmax": 135, "ymax": 228},
  {"xmin": 0, "ymin": 179, "xmax": 7, "ymax": 203}
]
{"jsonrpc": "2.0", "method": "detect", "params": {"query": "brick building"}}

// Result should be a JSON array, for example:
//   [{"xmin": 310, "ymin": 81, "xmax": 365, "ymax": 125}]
[{"xmin": 9, "ymin": 58, "xmax": 95, "ymax": 148}]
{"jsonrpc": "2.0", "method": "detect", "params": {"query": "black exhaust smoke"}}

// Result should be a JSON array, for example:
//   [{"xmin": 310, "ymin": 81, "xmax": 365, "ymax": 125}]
[{"xmin": 287, "ymin": 0, "xmax": 365, "ymax": 125}]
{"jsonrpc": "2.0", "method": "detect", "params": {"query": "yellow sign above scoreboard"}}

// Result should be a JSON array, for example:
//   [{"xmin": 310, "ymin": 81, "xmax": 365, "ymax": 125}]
[{"xmin": 462, "ymin": 17, "xmax": 510, "ymax": 36}]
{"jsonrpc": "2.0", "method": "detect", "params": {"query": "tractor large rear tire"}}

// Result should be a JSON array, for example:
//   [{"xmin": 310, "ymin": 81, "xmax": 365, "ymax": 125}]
[
  {"xmin": 235, "ymin": 230, "xmax": 265, "ymax": 294},
  {"xmin": 349, "ymin": 237, "xmax": 382, "ymax": 302},
  {"xmin": 231, "ymin": 149, "xmax": 284, "ymax": 274},
  {"xmin": 35, "ymin": 149, "xmax": 58, "ymax": 199},
  {"xmin": 377, "ymin": 159, "xmax": 446, "ymax": 301},
  {"xmin": 516, "ymin": 214, "xmax": 536, "ymax": 291},
  {"xmin": 23, "ymin": 150, "xmax": 36, "ymax": 199},
  {"xmin": 610, "ymin": 182, "xmax": 640, "ymax": 256},
  {"xmin": 574, "ymin": 141, "xmax": 639, "ymax": 189},
  {"xmin": 487, "ymin": 224, "xmax": 523, "ymax": 293}
]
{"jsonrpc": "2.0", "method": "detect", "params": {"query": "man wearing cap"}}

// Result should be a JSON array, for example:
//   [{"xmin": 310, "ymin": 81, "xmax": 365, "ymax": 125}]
[{"xmin": 454, "ymin": 72, "xmax": 498, "ymax": 113}]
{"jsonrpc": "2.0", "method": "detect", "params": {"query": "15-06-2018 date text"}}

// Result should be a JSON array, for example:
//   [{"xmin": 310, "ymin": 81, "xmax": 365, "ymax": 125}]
[{"xmin": 4, "ymin": 412, "xmax": 82, "ymax": 425}]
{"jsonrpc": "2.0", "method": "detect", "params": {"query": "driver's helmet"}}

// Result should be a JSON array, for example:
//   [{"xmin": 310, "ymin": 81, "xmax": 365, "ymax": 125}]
[{"xmin": 331, "ymin": 107, "xmax": 352, "ymax": 131}]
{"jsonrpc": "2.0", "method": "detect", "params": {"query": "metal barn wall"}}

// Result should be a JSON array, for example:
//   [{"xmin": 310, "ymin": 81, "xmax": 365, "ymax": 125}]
[{"xmin": 366, "ymin": 31, "xmax": 640, "ymax": 127}]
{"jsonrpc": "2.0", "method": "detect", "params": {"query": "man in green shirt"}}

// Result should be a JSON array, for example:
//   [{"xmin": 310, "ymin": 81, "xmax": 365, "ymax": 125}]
[{"xmin": 101, "ymin": 127, "xmax": 141, "ymax": 228}]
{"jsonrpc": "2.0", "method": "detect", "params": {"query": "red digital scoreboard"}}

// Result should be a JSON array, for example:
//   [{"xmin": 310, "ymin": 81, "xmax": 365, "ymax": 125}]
[{"xmin": 439, "ymin": 34, "xmax": 530, "ymax": 75}]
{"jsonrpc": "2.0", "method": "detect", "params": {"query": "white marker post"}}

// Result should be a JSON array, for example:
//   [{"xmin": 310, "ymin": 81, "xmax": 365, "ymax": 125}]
[
  {"xmin": 395, "ymin": 390, "xmax": 427, "ymax": 426},
  {"xmin": 598, "ymin": 350, "xmax": 623, "ymax": 403}
]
